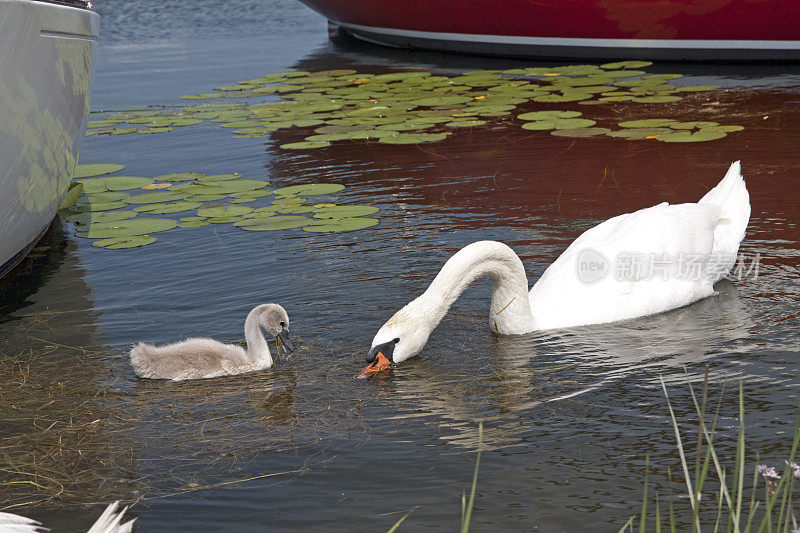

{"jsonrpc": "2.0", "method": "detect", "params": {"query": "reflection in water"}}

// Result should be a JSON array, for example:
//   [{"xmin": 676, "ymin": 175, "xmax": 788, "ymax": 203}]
[
  {"xmin": 382, "ymin": 279, "xmax": 753, "ymax": 452},
  {"xmin": 0, "ymin": 224, "xmax": 141, "ymax": 514}
]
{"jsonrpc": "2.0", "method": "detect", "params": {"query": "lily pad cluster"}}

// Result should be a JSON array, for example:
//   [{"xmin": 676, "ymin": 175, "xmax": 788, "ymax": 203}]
[
  {"xmin": 65, "ymin": 164, "xmax": 380, "ymax": 249},
  {"xmin": 85, "ymin": 62, "xmax": 732, "ymax": 147},
  {"xmin": 516, "ymin": 111, "xmax": 744, "ymax": 141}
]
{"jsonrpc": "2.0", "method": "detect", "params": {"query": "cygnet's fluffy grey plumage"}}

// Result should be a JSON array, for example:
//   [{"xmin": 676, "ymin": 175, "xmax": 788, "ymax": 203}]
[{"xmin": 130, "ymin": 303, "xmax": 292, "ymax": 381}]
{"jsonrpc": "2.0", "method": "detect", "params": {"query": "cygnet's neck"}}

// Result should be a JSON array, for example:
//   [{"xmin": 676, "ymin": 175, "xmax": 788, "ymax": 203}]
[
  {"xmin": 417, "ymin": 241, "xmax": 535, "ymax": 335},
  {"xmin": 243, "ymin": 308, "xmax": 273, "ymax": 368}
]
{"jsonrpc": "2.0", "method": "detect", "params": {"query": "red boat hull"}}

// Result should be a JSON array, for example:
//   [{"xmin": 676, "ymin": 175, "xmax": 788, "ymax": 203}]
[{"xmin": 299, "ymin": 0, "xmax": 800, "ymax": 60}]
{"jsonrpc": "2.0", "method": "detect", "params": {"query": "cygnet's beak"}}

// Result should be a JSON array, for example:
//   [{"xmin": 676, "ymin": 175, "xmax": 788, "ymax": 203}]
[
  {"xmin": 356, "ymin": 340, "xmax": 395, "ymax": 378},
  {"xmin": 276, "ymin": 327, "xmax": 294, "ymax": 354}
]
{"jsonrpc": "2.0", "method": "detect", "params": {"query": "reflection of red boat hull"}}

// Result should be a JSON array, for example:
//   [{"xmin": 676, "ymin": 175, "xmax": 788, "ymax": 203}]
[{"xmin": 298, "ymin": 0, "xmax": 800, "ymax": 61}]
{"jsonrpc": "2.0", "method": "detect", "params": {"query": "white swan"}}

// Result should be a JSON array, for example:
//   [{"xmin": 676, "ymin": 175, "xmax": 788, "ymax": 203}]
[
  {"xmin": 361, "ymin": 162, "xmax": 750, "ymax": 374},
  {"xmin": 0, "ymin": 501, "xmax": 134, "ymax": 533},
  {"xmin": 130, "ymin": 303, "xmax": 293, "ymax": 381}
]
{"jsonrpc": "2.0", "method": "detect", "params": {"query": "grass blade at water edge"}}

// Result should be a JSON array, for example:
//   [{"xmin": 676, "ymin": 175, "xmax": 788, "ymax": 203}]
[
  {"xmin": 639, "ymin": 455, "xmax": 649, "ymax": 533},
  {"xmin": 387, "ymin": 509, "xmax": 415, "ymax": 533},
  {"xmin": 660, "ymin": 377, "xmax": 697, "ymax": 512},
  {"xmin": 461, "ymin": 422, "xmax": 483, "ymax": 533}
]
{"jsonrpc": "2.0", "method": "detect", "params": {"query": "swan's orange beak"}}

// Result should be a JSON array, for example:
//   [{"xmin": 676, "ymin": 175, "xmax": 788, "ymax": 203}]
[{"xmin": 355, "ymin": 351, "xmax": 392, "ymax": 379}]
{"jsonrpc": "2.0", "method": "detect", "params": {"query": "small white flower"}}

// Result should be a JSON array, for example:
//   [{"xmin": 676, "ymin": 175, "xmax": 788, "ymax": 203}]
[{"xmin": 758, "ymin": 464, "xmax": 780, "ymax": 480}]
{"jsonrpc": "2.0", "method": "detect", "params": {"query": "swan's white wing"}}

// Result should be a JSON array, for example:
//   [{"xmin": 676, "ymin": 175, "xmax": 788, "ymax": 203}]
[
  {"xmin": 0, "ymin": 511, "xmax": 46, "ymax": 533},
  {"xmin": 86, "ymin": 501, "xmax": 136, "ymax": 533},
  {"xmin": 698, "ymin": 160, "xmax": 751, "ymax": 278},
  {"xmin": 529, "ymin": 202, "xmax": 723, "ymax": 330}
]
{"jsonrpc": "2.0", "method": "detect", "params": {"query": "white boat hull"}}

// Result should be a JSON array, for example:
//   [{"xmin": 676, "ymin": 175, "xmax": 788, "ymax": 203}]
[{"xmin": 0, "ymin": 0, "xmax": 98, "ymax": 277}]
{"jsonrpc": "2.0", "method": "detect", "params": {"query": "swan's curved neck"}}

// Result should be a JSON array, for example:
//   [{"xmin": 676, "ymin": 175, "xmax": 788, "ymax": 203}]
[
  {"xmin": 244, "ymin": 309, "xmax": 273, "ymax": 367},
  {"xmin": 419, "ymin": 241, "xmax": 535, "ymax": 335}
]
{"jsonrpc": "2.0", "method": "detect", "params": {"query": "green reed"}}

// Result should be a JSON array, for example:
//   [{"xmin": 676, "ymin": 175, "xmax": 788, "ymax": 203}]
[
  {"xmin": 389, "ymin": 421, "xmax": 483, "ymax": 532},
  {"xmin": 621, "ymin": 375, "xmax": 800, "ymax": 532}
]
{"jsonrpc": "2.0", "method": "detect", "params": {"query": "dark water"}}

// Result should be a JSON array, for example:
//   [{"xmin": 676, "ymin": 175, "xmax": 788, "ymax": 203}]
[{"xmin": 2, "ymin": 0, "xmax": 800, "ymax": 531}]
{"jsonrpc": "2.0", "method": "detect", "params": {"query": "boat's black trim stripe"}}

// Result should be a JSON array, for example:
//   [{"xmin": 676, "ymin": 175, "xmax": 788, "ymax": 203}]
[{"xmin": 40, "ymin": 29, "xmax": 98, "ymax": 41}]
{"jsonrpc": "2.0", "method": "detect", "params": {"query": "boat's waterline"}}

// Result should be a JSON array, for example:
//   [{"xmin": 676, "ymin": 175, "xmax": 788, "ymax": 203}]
[{"xmin": 336, "ymin": 21, "xmax": 800, "ymax": 61}]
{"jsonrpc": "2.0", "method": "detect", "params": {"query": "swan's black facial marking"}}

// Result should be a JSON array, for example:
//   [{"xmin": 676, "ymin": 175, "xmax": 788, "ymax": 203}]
[{"xmin": 367, "ymin": 339, "xmax": 398, "ymax": 363}]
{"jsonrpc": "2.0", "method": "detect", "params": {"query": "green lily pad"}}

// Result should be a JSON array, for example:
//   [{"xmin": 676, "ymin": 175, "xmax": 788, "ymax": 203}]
[
  {"xmin": 281, "ymin": 141, "xmax": 331, "ymax": 149},
  {"xmin": 230, "ymin": 190, "xmax": 273, "ymax": 199},
  {"xmin": 79, "ymin": 191, "xmax": 131, "ymax": 203},
  {"xmin": 532, "ymin": 92, "xmax": 592, "ymax": 103},
  {"xmin": 551, "ymin": 127, "xmax": 612, "ymax": 137},
  {"xmin": 156, "ymin": 172, "xmax": 206, "ymax": 182},
  {"xmin": 198, "ymin": 173, "xmax": 243, "ymax": 182},
  {"xmin": 65, "ymin": 210, "xmax": 137, "ymax": 225},
  {"xmin": 102, "ymin": 176, "xmax": 156, "ymax": 191},
  {"xmin": 188, "ymin": 180, "xmax": 268, "ymax": 194},
  {"xmin": 91, "ymin": 235, "xmax": 157, "ymax": 249},
  {"xmin": 178, "ymin": 221, "xmax": 211, "ymax": 228},
  {"xmin": 190, "ymin": 194, "xmax": 229, "ymax": 202},
  {"xmin": 206, "ymin": 216, "xmax": 244, "ymax": 223},
  {"xmin": 600, "ymin": 60, "xmax": 653, "ymax": 69},
  {"xmin": 702, "ymin": 125, "xmax": 745, "ymax": 133},
  {"xmin": 675, "ymin": 86, "xmax": 720, "ymax": 92},
  {"xmin": 233, "ymin": 216, "xmax": 280, "ymax": 227},
  {"xmin": 87, "ymin": 120, "xmax": 121, "ymax": 128},
  {"xmin": 304, "ymin": 217, "xmax": 379, "ymax": 232},
  {"xmin": 271, "ymin": 197, "xmax": 307, "ymax": 206},
  {"xmin": 77, "ymin": 218, "xmax": 178, "ymax": 239},
  {"xmin": 631, "ymin": 96, "xmax": 683, "ymax": 103},
  {"xmin": 71, "ymin": 201, "xmax": 128, "ymax": 212},
  {"xmin": 238, "ymin": 215, "xmax": 311, "ymax": 230},
  {"xmin": 273, "ymin": 183, "xmax": 345, "ymax": 196},
  {"xmin": 606, "ymin": 70, "xmax": 647, "ymax": 78},
  {"xmin": 445, "ymin": 120, "xmax": 486, "ymax": 127},
  {"xmin": 181, "ymin": 93, "xmax": 224, "ymax": 100},
  {"xmin": 619, "ymin": 119, "xmax": 679, "ymax": 128},
  {"xmin": 74, "ymin": 164, "xmax": 125, "ymax": 178},
  {"xmin": 75, "ymin": 178, "xmax": 109, "ymax": 194},
  {"xmin": 668, "ymin": 121, "xmax": 720, "ymax": 130},
  {"xmin": 598, "ymin": 96, "xmax": 635, "ymax": 102},
  {"xmin": 127, "ymin": 191, "xmax": 186, "ymax": 204},
  {"xmin": 134, "ymin": 201, "xmax": 203, "ymax": 214},
  {"xmin": 139, "ymin": 127, "xmax": 174, "ymax": 134},
  {"xmin": 196, "ymin": 205, "xmax": 253, "ymax": 218},
  {"xmin": 58, "ymin": 182, "xmax": 84, "ymax": 210},
  {"xmin": 517, "ymin": 111, "xmax": 581, "ymax": 120},
  {"xmin": 607, "ymin": 128, "xmax": 672, "ymax": 139},
  {"xmin": 522, "ymin": 118, "xmax": 596, "ymax": 130},
  {"xmin": 313, "ymin": 205, "xmax": 379, "ymax": 218},
  {"xmin": 378, "ymin": 132, "xmax": 450, "ymax": 144},
  {"xmin": 657, "ymin": 130, "xmax": 728, "ymax": 143},
  {"xmin": 108, "ymin": 127, "xmax": 139, "ymax": 135}
]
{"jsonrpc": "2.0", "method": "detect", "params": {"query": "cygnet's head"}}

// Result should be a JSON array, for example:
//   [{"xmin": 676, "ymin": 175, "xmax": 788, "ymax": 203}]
[
  {"xmin": 361, "ymin": 300, "xmax": 434, "ymax": 376},
  {"xmin": 256, "ymin": 303, "xmax": 293, "ymax": 352}
]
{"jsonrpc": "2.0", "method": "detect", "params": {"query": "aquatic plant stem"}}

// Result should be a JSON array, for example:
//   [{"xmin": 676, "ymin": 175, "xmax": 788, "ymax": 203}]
[
  {"xmin": 686, "ymin": 378, "xmax": 738, "ymax": 532},
  {"xmin": 639, "ymin": 455, "xmax": 648, "ymax": 533},
  {"xmin": 660, "ymin": 377, "xmax": 698, "ymax": 517},
  {"xmin": 387, "ymin": 509, "xmax": 414, "ymax": 533},
  {"xmin": 460, "ymin": 422, "xmax": 482, "ymax": 533}
]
